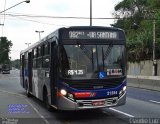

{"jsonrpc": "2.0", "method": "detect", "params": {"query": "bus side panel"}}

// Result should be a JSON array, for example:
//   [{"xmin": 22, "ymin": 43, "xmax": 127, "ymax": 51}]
[
  {"xmin": 31, "ymin": 45, "xmax": 51, "ymax": 101},
  {"xmin": 32, "ymin": 68, "xmax": 40, "ymax": 98}
]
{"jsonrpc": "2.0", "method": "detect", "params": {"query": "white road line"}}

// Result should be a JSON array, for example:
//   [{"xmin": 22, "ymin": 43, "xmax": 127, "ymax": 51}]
[
  {"xmin": 25, "ymin": 99, "xmax": 49, "ymax": 124},
  {"xmin": 149, "ymin": 100, "xmax": 160, "ymax": 104},
  {"xmin": 109, "ymin": 108, "xmax": 135, "ymax": 118},
  {"xmin": 0, "ymin": 89, "xmax": 49, "ymax": 124},
  {"xmin": 0, "ymin": 89, "xmax": 26, "ymax": 98}
]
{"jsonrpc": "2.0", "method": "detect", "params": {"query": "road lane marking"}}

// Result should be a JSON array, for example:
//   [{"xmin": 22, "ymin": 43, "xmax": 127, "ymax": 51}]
[
  {"xmin": 109, "ymin": 108, "xmax": 134, "ymax": 118},
  {"xmin": 0, "ymin": 89, "xmax": 49, "ymax": 124},
  {"xmin": 25, "ymin": 99, "xmax": 49, "ymax": 124},
  {"xmin": 0, "ymin": 89, "xmax": 26, "ymax": 98},
  {"xmin": 149, "ymin": 100, "xmax": 160, "ymax": 104},
  {"xmin": 0, "ymin": 76, "xmax": 20, "ymax": 79}
]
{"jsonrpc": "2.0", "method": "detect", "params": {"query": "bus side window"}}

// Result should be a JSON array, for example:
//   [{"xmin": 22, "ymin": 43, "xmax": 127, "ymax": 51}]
[
  {"xmin": 34, "ymin": 48, "xmax": 37, "ymax": 58},
  {"xmin": 41, "ymin": 45, "xmax": 44, "ymax": 67},
  {"xmin": 44, "ymin": 44, "xmax": 48, "ymax": 55},
  {"xmin": 41, "ymin": 45, "xmax": 44, "ymax": 56},
  {"xmin": 24, "ymin": 53, "xmax": 28, "ymax": 69},
  {"xmin": 37, "ymin": 46, "xmax": 42, "ymax": 68},
  {"xmin": 42, "ymin": 43, "xmax": 50, "ymax": 68},
  {"xmin": 33, "ymin": 48, "xmax": 37, "ymax": 68},
  {"xmin": 48, "ymin": 43, "xmax": 50, "ymax": 54}
]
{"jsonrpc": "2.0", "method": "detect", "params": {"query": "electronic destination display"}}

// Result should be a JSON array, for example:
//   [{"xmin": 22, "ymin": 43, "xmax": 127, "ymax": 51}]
[{"xmin": 68, "ymin": 31, "xmax": 118, "ymax": 39}]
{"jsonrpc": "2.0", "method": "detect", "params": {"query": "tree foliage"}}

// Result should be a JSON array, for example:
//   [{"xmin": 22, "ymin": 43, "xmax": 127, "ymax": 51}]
[
  {"xmin": 0, "ymin": 37, "xmax": 13, "ymax": 64},
  {"xmin": 11, "ymin": 59, "xmax": 20, "ymax": 69},
  {"xmin": 113, "ymin": 0, "xmax": 160, "ymax": 62}
]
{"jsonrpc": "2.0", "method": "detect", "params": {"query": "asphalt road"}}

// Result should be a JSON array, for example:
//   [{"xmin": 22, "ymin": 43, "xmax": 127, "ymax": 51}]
[{"xmin": 0, "ymin": 69, "xmax": 160, "ymax": 124}]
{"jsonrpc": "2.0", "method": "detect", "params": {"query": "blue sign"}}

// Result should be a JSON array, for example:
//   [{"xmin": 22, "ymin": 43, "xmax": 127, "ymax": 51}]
[{"xmin": 98, "ymin": 72, "xmax": 105, "ymax": 79}]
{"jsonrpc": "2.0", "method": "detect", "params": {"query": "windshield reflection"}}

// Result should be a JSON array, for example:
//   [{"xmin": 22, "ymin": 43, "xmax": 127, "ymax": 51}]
[{"xmin": 60, "ymin": 44, "xmax": 125, "ymax": 79}]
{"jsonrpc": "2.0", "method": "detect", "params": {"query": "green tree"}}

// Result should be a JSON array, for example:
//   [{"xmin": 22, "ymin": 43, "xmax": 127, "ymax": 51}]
[
  {"xmin": 113, "ymin": 0, "xmax": 160, "ymax": 61},
  {"xmin": 0, "ymin": 37, "xmax": 13, "ymax": 64},
  {"xmin": 11, "ymin": 59, "xmax": 20, "ymax": 69}
]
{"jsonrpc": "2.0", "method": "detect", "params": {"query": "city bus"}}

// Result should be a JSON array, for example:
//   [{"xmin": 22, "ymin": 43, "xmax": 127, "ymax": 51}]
[{"xmin": 20, "ymin": 26, "xmax": 127, "ymax": 110}]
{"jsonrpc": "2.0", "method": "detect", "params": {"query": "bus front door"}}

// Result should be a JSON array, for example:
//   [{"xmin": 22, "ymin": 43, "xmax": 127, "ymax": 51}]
[
  {"xmin": 50, "ymin": 41, "xmax": 57, "ymax": 105},
  {"xmin": 28, "ymin": 52, "xmax": 33, "ymax": 92}
]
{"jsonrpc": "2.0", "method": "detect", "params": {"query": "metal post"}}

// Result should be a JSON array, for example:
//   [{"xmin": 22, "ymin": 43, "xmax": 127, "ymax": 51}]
[
  {"xmin": 0, "ymin": 0, "xmax": 30, "ymax": 14},
  {"xmin": 35, "ymin": 30, "xmax": 44, "ymax": 41},
  {"xmin": 90, "ymin": 0, "xmax": 92, "ymax": 26},
  {"xmin": 25, "ymin": 43, "xmax": 31, "ymax": 47},
  {"xmin": 38, "ymin": 32, "xmax": 41, "ymax": 40},
  {"xmin": 152, "ymin": 20, "xmax": 157, "ymax": 76}
]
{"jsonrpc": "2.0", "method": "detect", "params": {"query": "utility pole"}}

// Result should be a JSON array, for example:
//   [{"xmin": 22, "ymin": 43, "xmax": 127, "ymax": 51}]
[
  {"xmin": 35, "ymin": 30, "xmax": 44, "ymax": 41},
  {"xmin": 25, "ymin": 43, "xmax": 31, "ymax": 47},
  {"xmin": 90, "ymin": 0, "xmax": 92, "ymax": 26},
  {"xmin": 0, "ymin": 0, "xmax": 30, "ymax": 36},
  {"xmin": 152, "ymin": 20, "xmax": 157, "ymax": 76},
  {"xmin": 0, "ymin": 24, "xmax": 4, "ymax": 36},
  {"xmin": 0, "ymin": 0, "xmax": 30, "ymax": 14}
]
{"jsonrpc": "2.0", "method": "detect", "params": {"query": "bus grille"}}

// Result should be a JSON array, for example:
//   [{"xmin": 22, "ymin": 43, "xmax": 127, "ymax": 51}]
[
  {"xmin": 67, "ymin": 80, "xmax": 122, "ymax": 90},
  {"xmin": 77, "ymin": 97, "xmax": 118, "ymax": 107}
]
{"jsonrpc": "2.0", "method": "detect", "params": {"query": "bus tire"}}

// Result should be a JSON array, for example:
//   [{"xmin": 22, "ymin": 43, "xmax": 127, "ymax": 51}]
[
  {"xmin": 43, "ymin": 88, "xmax": 52, "ymax": 111},
  {"xmin": 26, "ymin": 81, "xmax": 31, "ymax": 97}
]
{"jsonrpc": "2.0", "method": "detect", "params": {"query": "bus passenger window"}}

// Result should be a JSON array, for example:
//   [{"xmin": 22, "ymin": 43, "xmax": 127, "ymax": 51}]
[
  {"xmin": 33, "ymin": 59, "xmax": 37, "ymax": 68},
  {"xmin": 42, "ymin": 57, "xmax": 49, "ymax": 68},
  {"xmin": 41, "ymin": 45, "xmax": 44, "ymax": 56},
  {"xmin": 37, "ymin": 47, "xmax": 41, "ymax": 57},
  {"xmin": 37, "ymin": 58, "xmax": 42, "ymax": 68},
  {"xmin": 44, "ymin": 43, "xmax": 50, "ymax": 55},
  {"xmin": 34, "ymin": 48, "xmax": 37, "ymax": 58}
]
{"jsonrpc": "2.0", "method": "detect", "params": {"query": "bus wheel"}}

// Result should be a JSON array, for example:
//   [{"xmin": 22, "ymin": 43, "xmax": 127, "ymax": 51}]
[
  {"xmin": 43, "ymin": 89, "xmax": 52, "ymax": 111},
  {"xmin": 26, "ymin": 81, "xmax": 31, "ymax": 97}
]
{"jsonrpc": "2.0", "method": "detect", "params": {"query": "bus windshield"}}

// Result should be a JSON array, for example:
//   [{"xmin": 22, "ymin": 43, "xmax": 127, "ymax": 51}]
[{"xmin": 60, "ymin": 44, "xmax": 125, "ymax": 80}]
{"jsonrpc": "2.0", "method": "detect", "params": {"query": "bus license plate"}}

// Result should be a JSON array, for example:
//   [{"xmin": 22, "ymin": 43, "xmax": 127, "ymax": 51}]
[{"xmin": 92, "ymin": 101, "xmax": 105, "ymax": 106}]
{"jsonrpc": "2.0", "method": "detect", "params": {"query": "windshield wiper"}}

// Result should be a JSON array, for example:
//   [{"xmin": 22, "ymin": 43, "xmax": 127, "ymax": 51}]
[
  {"xmin": 104, "ymin": 44, "xmax": 113, "ymax": 60},
  {"xmin": 78, "ymin": 44, "xmax": 95, "ymax": 71},
  {"xmin": 101, "ymin": 44, "xmax": 113, "ymax": 71},
  {"xmin": 79, "ymin": 45, "xmax": 92, "ymax": 61},
  {"xmin": 102, "ymin": 47, "xmax": 104, "ymax": 71}
]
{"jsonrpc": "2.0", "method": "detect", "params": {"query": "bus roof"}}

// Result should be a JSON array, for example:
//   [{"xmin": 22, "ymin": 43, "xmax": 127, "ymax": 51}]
[
  {"xmin": 61, "ymin": 26, "xmax": 123, "ymax": 31},
  {"xmin": 20, "ymin": 26, "xmax": 124, "ymax": 54}
]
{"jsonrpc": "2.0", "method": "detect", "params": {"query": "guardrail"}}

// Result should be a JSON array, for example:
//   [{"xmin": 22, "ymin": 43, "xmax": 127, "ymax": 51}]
[{"xmin": 127, "ymin": 75, "xmax": 160, "ymax": 91}]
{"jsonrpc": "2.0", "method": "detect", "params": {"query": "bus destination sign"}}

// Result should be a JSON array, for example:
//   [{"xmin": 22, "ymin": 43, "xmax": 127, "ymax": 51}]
[{"xmin": 69, "ymin": 31, "xmax": 118, "ymax": 39}]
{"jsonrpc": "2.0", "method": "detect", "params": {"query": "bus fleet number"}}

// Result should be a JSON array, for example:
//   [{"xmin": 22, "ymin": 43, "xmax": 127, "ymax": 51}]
[{"xmin": 107, "ymin": 91, "xmax": 118, "ymax": 96}]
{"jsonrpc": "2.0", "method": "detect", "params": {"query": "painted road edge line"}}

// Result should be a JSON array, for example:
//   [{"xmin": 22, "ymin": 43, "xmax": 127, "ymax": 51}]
[
  {"xmin": 0, "ymin": 89, "xmax": 26, "ymax": 98},
  {"xmin": 109, "ymin": 108, "xmax": 135, "ymax": 118},
  {"xmin": 25, "ymin": 99, "xmax": 49, "ymax": 124},
  {"xmin": 0, "ymin": 89, "xmax": 49, "ymax": 124},
  {"xmin": 149, "ymin": 100, "xmax": 160, "ymax": 104}
]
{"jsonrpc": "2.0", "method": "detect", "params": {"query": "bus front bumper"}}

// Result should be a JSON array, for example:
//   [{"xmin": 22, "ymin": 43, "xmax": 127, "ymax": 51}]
[{"xmin": 57, "ymin": 91, "xmax": 126, "ymax": 110}]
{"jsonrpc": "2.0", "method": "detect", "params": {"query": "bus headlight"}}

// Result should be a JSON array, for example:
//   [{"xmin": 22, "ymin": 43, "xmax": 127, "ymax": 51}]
[
  {"xmin": 123, "ymin": 86, "xmax": 126, "ymax": 91},
  {"xmin": 60, "ymin": 89, "xmax": 67, "ymax": 96},
  {"xmin": 119, "ymin": 86, "xmax": 126, "ymax": 96},
  {"xmin": 119, "ymin": 90, "xmax": 123, "ymax": 95}
]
